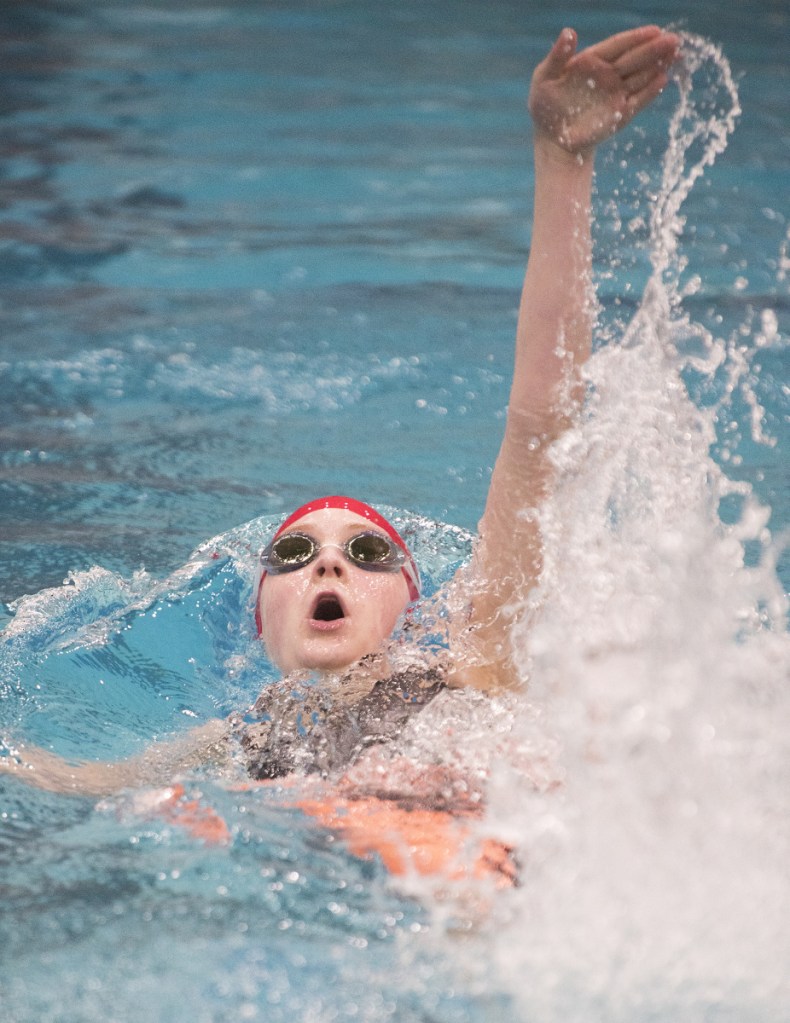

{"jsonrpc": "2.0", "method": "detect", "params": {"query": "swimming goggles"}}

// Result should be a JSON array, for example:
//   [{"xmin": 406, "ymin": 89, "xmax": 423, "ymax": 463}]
[{"xmin": 260, "ymin": 530, "xmax": 408, "ymax": 575}]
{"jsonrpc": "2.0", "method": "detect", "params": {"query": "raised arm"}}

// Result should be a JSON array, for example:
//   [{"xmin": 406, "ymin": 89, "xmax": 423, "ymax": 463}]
[{"xmin": 452, "ymin": 26, "xmax": 679, "ymax": 691}]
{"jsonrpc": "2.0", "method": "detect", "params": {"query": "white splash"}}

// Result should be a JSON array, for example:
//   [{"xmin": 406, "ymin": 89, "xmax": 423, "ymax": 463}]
[{"xmin": 473, "ymin": 34, "xmax": 789, "ymax": 1021}]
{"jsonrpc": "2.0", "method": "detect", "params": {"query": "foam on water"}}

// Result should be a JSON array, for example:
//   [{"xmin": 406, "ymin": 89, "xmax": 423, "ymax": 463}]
[{"xmin": 453, "ymin": 34, "xmax": 790, "ymax": 1019}]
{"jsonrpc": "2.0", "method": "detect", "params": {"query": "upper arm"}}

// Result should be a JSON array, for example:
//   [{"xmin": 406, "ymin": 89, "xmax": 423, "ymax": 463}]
[{"xmin": 446, "ymin": 414, "xmax": 558, "ymax": 692}]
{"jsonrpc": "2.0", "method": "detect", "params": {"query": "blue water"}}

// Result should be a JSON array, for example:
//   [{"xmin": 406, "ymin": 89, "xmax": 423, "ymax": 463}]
[{"xmin": 1, "ymin": 2, "xmax": 788, "ymax": 1021}]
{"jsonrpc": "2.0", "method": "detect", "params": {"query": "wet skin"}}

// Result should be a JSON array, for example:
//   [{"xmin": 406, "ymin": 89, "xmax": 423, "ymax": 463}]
[{"xmin": 257, "ymin": 508, "xmax": 411, "ymax": 673}]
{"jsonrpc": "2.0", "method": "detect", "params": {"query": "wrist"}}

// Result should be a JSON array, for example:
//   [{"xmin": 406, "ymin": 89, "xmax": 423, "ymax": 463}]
[{"xmin": 533, "ymin": 131, "xmax": 596, "ymax": 172}]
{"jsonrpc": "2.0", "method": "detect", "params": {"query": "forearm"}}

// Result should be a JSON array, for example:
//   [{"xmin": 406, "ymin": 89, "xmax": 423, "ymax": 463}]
[
  {"xmin": 2, "ymin": 719, "xmax": 230, "ymax": 797},
  {"xmin": 452, "ymin": 137, "xmax": 598, "ymax": 692},
  {"xmin": 478, "ymin": 139, "xmax": 596, "ymax": 535},
  {"xmin": 477, "ymin": 141, "xmax": 596, "ymax": 564},
  {"xmin": 510, "ymin": 136, "xmax": 595, "ymax": 427}
]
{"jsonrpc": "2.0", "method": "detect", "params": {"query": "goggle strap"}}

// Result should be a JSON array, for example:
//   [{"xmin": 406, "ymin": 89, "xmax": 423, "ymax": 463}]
[{"xmin": 255, "ymin": 567, "xmax": 265, "ymax": 636}]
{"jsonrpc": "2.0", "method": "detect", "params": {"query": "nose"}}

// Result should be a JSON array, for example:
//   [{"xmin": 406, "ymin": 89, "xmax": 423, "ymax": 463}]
[{"xmin": 311, "ymin": 543, "xmax": 347, "ymax": 579}]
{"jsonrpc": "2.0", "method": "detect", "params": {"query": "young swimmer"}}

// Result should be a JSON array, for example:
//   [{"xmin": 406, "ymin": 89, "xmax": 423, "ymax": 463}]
[
  {"xmin": 1, "ymin": 27, "xmax": 680, "ymax": 807},
  {"xmin": 243, "ymin": 495, "xmax": 444, "ymax": 781}
]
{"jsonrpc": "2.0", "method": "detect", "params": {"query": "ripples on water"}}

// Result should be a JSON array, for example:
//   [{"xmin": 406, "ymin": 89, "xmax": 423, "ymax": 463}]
[{"xmin": 1, "ymin": 4, "xmax": 788, "ymax": 1022}]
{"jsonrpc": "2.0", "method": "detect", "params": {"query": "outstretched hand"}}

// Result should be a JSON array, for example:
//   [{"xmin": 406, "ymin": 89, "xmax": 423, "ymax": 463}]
[{"xmin": 528, "ymin": 25, "xmax": 680, "ymax": 157}]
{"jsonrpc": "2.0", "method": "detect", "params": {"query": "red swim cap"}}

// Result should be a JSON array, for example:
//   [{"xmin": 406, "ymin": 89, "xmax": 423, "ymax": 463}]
[{"xmin": 255, "ymin": 495, "xmax": 420, "ymax": 636}]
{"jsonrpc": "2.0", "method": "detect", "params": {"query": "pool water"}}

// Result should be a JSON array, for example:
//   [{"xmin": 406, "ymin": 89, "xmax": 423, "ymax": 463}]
[{"xmin": 1, "ymin": 2, "xmax": 788, "ymax": 1021}]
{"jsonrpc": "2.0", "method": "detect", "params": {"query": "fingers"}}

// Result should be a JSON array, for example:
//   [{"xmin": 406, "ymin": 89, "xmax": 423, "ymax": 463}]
[
  {"xmin": 537, "ymin": 26, "xmax": 677, "ymax": 90},
  {"xmin": 585, "ymin": 27, "xmax": 679, "ymax": 106},
  {"xmin": 591, "ymin": 25, "xmax": 664, "ymax": 64},
  {"xmin": 617, "ymin": 33, "xmax": 678, "ymax": 113},
  {"xmin": 588, "ymin": 27, "xmax": 679, "ymax": 113},
  {"xmin": 614, "ymin": 32, "xmax": 680, "ymax": 80},
  {"xmin": 540, "ymin": 27, "xmax": 578, "ymax": 77}
]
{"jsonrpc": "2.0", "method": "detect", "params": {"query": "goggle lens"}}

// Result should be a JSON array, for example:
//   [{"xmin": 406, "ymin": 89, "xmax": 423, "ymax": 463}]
[
  {"xmin": 269, "ymin": 533, "xmax": 316, "ymax": 566},
  {"xmin": 346, "ymin": 532, "xmax": 397, "ymax": 565},
  {"xmin": 261, "ymin": 531, "xmax": 405, "ymax": 574}
]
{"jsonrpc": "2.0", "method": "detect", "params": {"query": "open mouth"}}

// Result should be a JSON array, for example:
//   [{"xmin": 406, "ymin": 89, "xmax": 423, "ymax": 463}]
[{"xmin": 311, "ymin": 593, "xmax": 346, "ymax": 622}]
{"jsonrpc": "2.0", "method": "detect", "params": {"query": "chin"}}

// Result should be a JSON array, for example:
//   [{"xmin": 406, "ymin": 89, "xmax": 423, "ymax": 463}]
[
  {"xmin": 294, "ymin": 639, "xmax": 378, "ymax": 673},
  {"xmin": 303, "ymin": 651, "xmax": 363, "ymax": 672}
]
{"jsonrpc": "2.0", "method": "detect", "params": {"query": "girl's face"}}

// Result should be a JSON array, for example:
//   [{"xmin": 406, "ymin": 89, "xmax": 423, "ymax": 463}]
[{"xmin": 258, "ymin": 508, "xmax": 411, "ymax": 673}]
